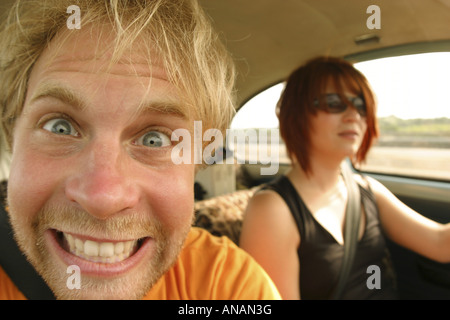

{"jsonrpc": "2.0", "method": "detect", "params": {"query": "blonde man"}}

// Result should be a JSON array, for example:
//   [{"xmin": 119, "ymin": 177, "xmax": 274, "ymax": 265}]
[{"xmin": 0, "ymin": 0, "xmax": 280, "ymax": 300}]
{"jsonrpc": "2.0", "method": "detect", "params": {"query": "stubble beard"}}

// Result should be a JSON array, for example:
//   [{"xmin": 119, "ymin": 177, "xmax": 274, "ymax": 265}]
[{"xmin": 8, "ymin": 202, "xmax": 191, "ymax": 300}]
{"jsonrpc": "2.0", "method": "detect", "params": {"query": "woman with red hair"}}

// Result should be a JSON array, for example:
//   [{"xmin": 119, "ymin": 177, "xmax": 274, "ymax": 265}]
[{"xmin": 240, "ymin": 56, "xmax": 450, "ymax": 299}]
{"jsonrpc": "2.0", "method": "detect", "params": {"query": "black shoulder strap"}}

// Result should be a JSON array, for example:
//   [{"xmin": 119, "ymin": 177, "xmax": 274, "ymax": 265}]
[
  {"xmin": 0, "ymin": 187, "xmax": 55, "ymax": 299},
  {"xmin": 260, "ymin": 176, "xmax": 305, "ymax": 236},
  {"xmin": 330, "ymin": 159, "xmax": 361, "ymax": 299}
]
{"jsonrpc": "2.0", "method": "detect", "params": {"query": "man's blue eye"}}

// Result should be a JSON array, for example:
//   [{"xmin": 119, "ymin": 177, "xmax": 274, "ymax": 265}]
[
  {"xmin": 137, "ymin": 131, "xmax": 171, "ymax": 148},
  {"xmin": 43, "ymin": 118, "xmax": 78, "ymax": 136}
]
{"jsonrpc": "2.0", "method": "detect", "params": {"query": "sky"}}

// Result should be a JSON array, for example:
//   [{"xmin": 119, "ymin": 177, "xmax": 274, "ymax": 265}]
[{"xmin": 231, "ymin": 52, "xmax": 450, "ymax": 129}]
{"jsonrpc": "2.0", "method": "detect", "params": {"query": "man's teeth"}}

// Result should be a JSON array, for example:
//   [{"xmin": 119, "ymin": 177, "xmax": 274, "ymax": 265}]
[{"xmin": 63, "ymin": 233, "xmax": 139, "ymax": 263}]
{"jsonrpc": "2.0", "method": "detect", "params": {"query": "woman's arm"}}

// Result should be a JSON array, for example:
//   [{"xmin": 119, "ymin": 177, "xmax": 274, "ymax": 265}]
[
  {"xmin": 239, "ymin": 190, "xmax": 301, "ymax": 299},
  {"xmin": 368, "ymin": 177, "xmax": 450, "ymax": 263}
]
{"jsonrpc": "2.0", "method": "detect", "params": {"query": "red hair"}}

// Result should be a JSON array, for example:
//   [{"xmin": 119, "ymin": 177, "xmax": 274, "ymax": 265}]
[{"xmin": 277, "ymin": 56, "xmax": 379, "ymax": 174}]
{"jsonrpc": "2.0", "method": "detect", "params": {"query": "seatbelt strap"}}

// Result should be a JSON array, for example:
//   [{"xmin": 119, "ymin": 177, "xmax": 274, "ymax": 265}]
[
  {"xmin": 0, "ymin": 205, "xmax": 55, "ymax": 300},
  {"xmin": 330, "ymin": 159, "xmax": 361, "ymax": 299}
]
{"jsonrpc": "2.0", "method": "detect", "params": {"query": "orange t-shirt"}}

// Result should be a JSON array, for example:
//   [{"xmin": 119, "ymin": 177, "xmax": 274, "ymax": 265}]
[{"xmin": 0, "ymin": 227, "xmax": 281, "ymax": 300}]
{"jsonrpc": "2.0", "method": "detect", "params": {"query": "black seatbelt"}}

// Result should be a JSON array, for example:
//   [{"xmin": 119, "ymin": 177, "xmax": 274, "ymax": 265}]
[
  {"xmin": 0, "ymin": 205, "xmax": 55, "ymax": 300},
  {"xmin": 330, "ymin": 159, "xmax": 361, "ymax": 299}
]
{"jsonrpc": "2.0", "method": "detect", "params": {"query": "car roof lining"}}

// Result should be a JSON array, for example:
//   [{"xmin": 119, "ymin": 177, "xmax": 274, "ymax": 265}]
[{"xmin": 199, "ymin": 0, "xmax": 450, "ymax": 109}]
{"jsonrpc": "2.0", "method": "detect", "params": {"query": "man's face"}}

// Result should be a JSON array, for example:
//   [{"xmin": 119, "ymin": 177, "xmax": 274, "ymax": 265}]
[{"xmin": 7, "ymin": 27, "xmax": 196, "ymax": 299}]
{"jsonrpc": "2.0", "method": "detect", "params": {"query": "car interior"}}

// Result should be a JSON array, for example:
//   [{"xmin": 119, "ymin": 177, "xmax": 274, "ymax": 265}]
[
  {"xmin": 1, "ymin": 0, "xmax": 450, "ymax": 299},
  {"xmin": 193, "ymin": 0, "xmax": 450, "ymax": 300}
]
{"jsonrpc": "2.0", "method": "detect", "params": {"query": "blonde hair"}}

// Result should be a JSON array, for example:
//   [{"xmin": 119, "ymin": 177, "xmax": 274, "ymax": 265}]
[{"xmin": 0, "ymin": 0, "xmax": 236, "ymax": 149}]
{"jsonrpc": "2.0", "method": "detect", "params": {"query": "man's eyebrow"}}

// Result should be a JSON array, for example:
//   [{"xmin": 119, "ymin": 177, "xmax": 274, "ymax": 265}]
[
  {"xmin": 137, "ymin": 100, "xmax": 189, "ymax": 119},
  {"xmin": 29, "ymin": 82, "xmax": 189, "ymax": 119},
  {"xmin": 29, "ymin": 83, "xmax": 87, "ymax": 111}
]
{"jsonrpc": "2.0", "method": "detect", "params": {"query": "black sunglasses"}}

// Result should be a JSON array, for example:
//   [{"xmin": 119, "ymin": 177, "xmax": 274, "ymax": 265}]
[{"xmin": 313, "ymin": 93, "xmax": 367, "ymax": 116}]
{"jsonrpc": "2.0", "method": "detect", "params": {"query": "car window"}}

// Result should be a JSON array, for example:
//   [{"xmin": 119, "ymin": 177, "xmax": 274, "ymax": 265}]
[
  {"xmin": 230, "ymin": 52, "xmax": 450, "ymax": 181},
  {"xmin": 229, "ymin": 83, "xmax": 286, "ymax": 169}
]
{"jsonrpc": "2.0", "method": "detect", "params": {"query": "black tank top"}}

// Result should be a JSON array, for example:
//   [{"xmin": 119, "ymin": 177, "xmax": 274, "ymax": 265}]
[{"xmin": 261, "ymin": 175, "xmax": 398, "ymax": 300}]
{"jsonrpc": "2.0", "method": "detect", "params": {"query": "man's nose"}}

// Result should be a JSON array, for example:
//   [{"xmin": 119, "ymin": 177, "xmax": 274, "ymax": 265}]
[{"xmin": 65, "ymin": 141, "xmax": 140, "ymax": 219}]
